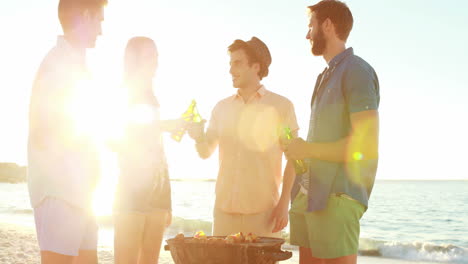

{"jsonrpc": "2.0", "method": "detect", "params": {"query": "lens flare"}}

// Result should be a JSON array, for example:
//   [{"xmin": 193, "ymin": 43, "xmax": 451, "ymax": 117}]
[
  {"xmin": 344, "ymin": 112, "xmax": 379, "ymax": 188},
  {"xmin": 353, "ymin": 152, "xmax": 364, "ymax": 161},
  {"xmin": 237, "ymin": 105, "xmax": 280, "ymax": 152}
]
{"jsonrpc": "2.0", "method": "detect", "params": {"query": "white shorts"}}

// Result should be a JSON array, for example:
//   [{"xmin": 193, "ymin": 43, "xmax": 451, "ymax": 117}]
[
  {"xmin": 33, "ymin": 197, "xmax": 98, "ymax": 256},
  {"xmin": 213, "ymin": 207, "xmax": 282, "ymax": 238}
]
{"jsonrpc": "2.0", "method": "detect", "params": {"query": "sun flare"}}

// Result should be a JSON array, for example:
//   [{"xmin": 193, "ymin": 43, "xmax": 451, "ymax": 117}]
[
  {"xmin": 65, "ymin": 78, "xmax": 131, "ymax": 216},
  {"xmin": 67, "ymin": 72, "xmax": 174, "ymax": 216},
  {"xmin": 68, "ymin": 79, "xmax": 128, "ymax": 143}
]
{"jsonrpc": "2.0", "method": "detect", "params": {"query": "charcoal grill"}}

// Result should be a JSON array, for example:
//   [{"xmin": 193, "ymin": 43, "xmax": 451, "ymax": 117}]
[{"xmin": 164, "ymin": 236, "xmax": 292, "ymax": 264}]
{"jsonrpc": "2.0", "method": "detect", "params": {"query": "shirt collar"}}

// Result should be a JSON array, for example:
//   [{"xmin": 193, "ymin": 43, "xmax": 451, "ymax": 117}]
[
  {"xmin": 257, "ymin": 85, "xmax": 267, "ymax": 97},
  {"xmin": 234, "ymin": 85, "xmax": 268, "ymax": 101},
  {"xmin": 328, "ymin": 47, "xmax": 354, "ymax": 69}
]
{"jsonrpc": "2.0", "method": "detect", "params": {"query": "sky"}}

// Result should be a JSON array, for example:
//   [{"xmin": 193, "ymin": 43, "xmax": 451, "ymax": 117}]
[{"xmin": 0, "ymin": 0, "xmax": 467, "ymax": 180}]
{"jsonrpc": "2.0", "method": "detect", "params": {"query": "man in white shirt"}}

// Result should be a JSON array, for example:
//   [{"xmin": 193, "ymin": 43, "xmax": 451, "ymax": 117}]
[
  {"xmin": 28, "ymin": 0, "xmax": 106, "ymax": 263},
  {"xmin": 187, "ymin": 37, "xmax": 298, "ymax": 238}
]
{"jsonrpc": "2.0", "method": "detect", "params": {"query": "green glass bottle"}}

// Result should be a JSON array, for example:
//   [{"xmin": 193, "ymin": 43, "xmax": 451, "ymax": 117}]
[
  {"xmin": 283, "ymin": 126, "xmax": 308, "ymax": 175},
  {"xmin": 171, "ymin": 100, "xmax": 202, "ymax": 142},
  {"xmin": 190, "ymin": 100, "xmax": 202, "ymax": 123}
]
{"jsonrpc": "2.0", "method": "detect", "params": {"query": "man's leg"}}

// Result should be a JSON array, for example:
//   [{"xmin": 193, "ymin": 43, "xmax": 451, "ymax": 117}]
[
  {"xmin": 40, "ymin": 250, "xmax": 100, "ymax": 264},
  {"xmin": 298, "ymin": 247, "xmax": 324, "ymax": 264},
  {"xmin": 40, "ymin": 251, "xmax": 75, "ymax": 264},
  {"xmin": 323, "ymin": 254, "xmax": 357, "ymax": 264},
  {"xmin": 34, "ymin": 198, "xmax": 90, "ymax": 264},
  {"xmin": 74, "ymin": 250, "xmax": 98, "ymax": 264},
  {"xmin": 75, "ymin": 215, "xmax": 99, "ymax": 264},
  {"xmin": 298, "ymin": 247, "xmax": 357, "ymax": 264}
]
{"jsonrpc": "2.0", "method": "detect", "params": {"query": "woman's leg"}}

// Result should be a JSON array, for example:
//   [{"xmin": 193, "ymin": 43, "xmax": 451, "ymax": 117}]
[
  {"xmin": 138, "ymin": 210, "xmax": 169, "ymax": 264},
  {"xmin": 114, "ymin": 213, "xmax": 145, "ymax": 264}
]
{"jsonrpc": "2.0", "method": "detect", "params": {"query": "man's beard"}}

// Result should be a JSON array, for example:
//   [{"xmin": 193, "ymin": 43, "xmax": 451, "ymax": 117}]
[{"xmin": 311, "ymin": 28, "xmax": 326, "ymax": 56}]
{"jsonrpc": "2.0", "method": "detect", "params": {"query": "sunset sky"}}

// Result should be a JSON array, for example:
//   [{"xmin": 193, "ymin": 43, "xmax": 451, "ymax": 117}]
[{"xmin": 0, "ymin": 0, "xmax": 467, "ymax": 181}]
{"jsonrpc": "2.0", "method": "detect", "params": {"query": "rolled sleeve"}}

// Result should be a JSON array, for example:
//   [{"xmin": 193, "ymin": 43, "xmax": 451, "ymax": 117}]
[{"xmin": 343, "ymin": 63, "xmax": 379, "ymax": 113}]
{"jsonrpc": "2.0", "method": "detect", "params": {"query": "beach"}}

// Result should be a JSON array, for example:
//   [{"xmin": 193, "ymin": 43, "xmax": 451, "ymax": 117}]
[
  {"xmin": 2, "ymin": 181, "xmax": 467, "ymax": 264},
  {"xmin": 1, "ymin": 222, "xmax": 441, "ymax": 264}
]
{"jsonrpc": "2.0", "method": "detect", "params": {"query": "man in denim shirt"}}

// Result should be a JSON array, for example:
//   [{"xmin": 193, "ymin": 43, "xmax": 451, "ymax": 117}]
[{"xmin": 285, "ymin": 1, "xmax": 380, "ymax": 263}]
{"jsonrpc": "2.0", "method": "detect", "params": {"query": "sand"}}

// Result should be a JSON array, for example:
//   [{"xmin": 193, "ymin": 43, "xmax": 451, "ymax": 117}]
[
  {"xmin": 0, "ymin": 222, "xmax": 171, "ymax": 264},
  {"xmin": 1, "ymin": 222, "xmax": 438, "ymax": 264}
]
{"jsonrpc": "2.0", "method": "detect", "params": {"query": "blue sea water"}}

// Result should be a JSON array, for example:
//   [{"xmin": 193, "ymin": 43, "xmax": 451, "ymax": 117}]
[{"xmin": 1, "ymin": 180, "xmax": 467, "ymax": 263}]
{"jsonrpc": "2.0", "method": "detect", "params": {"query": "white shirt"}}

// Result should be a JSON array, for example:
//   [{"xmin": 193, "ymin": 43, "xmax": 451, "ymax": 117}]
[
  {"xmin": 28, "ymin": 36, "xmax": 100, "ymax": 210},
  {"xmin": 198, "ymin": 86, "xmax": 299, "ymax": 214}
]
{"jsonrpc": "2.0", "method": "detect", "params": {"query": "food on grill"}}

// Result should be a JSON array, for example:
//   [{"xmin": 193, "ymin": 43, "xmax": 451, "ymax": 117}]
[
  {"xmin": 191, "ymin": 231, "xmax": 258, "ymax": 244},
  {"xmin": 245, "ymin": 232, "xmax": 259, "ymax": 243},
  {"xmin": 225, "ymin": 234, "xmax": 242, "ymax": 244},
  {"xmin": 194, "ymin": 230, "xmax": 207, "ymax": 240}
]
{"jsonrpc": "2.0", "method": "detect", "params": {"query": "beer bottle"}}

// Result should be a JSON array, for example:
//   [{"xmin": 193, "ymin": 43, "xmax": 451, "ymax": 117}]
[
  {"xmin": 171, "ymin": 100, "xmax": 202, "ymax": 142},
  {"xmin": 283, "ymin": 126, "xmax": 308, "ymax": 175}
]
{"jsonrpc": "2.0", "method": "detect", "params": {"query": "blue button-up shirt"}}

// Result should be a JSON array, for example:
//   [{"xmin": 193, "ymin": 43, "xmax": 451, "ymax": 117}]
[{"xmin": 292, "ymin": 47, "xmax": 380, "ymax": 212}]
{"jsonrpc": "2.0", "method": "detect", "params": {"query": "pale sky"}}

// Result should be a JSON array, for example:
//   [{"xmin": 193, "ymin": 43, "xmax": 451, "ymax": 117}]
[{"xmin": 0, "ymin": 0, "xmax": 467, "ymax": 180}]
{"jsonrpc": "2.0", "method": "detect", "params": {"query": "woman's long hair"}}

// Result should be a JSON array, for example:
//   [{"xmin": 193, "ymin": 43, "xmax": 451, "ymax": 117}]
[{"xmin": 123, "ymin": 36, "xmax": 159, "ymax": 107}]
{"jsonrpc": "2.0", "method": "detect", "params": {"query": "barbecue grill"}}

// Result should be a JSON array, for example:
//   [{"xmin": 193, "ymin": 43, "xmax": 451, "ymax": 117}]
[{"xmin": 164, "ymin": 236, "xmax": 292, "ymax": 264}]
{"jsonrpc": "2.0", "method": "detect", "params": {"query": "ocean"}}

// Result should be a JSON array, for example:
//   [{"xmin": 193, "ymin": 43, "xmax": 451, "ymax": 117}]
[{"xmin": 1, "ymin": 180, "xmax": 467, "ymax": 263}]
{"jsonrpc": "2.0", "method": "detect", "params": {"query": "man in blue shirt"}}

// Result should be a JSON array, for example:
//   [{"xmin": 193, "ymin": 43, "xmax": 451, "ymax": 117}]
[{"xmin": 285, "ymin": 1, "xmax": 380, "ymax": 263}]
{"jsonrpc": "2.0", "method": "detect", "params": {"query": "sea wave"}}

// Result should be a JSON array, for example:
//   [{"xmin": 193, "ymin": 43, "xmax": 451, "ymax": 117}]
[
  {"xmin": 359, "ymin": 238, "xmax": 468, "ymax": 263},
  {"xmin": 12, "ymin": 208, "xmax": 33, "ymax": 215}
]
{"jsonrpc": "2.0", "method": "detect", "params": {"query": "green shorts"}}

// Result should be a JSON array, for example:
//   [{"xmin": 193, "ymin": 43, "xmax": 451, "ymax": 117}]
[{"xmin": 289, "ymin": 192, "xmax": 365, "ymax": 259}]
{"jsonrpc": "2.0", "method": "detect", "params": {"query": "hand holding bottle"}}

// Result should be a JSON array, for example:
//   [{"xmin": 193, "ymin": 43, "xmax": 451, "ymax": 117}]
[
  {"xmin": 282, "ymin": 126, "xmax": 308, "ymax": 175},
  {"xmin": 171, "ymin": 100, "xmax": 203, "ymax": 142},
  {"xmin": 187, "ymin": 120, "xmax": 206, "ymax": 143}
]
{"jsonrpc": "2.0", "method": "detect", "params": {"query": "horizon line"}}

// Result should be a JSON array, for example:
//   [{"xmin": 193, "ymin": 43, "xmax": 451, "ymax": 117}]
[{"xmin": 169, "ymin": 178, "xmax": 468, "ymax": 182}]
